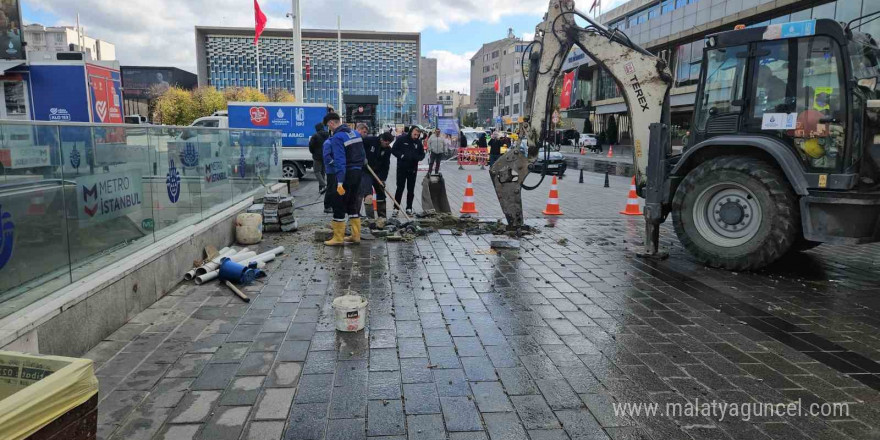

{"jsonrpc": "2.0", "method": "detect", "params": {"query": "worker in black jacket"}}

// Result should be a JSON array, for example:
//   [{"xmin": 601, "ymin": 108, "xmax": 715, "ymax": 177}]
[
  {"xmin": 391, "ymin": 126, "xmax": 426, "ymax": 216},
  {"xmin": 308, "ymin": 123, "xmax": 330, "ymax": 211},
  {"xmin": 358, "ymin": 126, "xmax": 394, "ymax": 218}
]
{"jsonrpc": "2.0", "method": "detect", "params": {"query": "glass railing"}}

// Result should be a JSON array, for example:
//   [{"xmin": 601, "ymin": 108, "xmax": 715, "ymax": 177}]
[{"xmin": 0, "ymin": 121, "xmax": 282, "ymax": 319}]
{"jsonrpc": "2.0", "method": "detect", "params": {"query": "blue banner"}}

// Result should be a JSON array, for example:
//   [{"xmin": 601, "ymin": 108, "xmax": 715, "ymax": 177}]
[
  {"xmin": 228, "ymin": 104, "xmax": 327, "ymax": 148},
  {"xmin": 437, "ymin": 118, "xmax": 460, "ymax": 136}
]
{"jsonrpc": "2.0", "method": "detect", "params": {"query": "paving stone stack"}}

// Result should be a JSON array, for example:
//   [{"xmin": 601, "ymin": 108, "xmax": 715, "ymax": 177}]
[{"xmin": 262, "ymin": 193, "xmax": 297, "ymax": 233}]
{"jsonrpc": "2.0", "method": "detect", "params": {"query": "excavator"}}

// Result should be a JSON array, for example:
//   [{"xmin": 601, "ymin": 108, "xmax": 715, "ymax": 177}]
[{"xmin": 491, "ymin": 0, "xmax": 880, "ymax": 271}]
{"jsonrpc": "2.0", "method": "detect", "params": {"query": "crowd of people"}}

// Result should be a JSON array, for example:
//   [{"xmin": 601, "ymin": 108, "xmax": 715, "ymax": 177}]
[{"xmin": 311, "ymin": 117, "xmax": 519, "ymax": 246}]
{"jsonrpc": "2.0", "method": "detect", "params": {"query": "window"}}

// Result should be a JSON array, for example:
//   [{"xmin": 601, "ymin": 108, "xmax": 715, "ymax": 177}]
[
  {"xmin": 492, "ymin": 50, "xmax": 499, "ymax": 59},
  {"xmin": 514, "ymin": 83, "xmax": 520, "ymax": 94},
  {"xmin": 629, "ymin": 16, "xmax": 639, "ymax": 28},
  {"xmin": 793, "ymin": 37, "xmax": 844, "ymax": 169},
  {"xmin": 2, "ymin": 81, "xmax": 27, "ymax": 119},
  {"xmin": 54, "ymin": 34, "xmax": 64, "ymax": 44},
  {"xmin": 752, "ymin": 41, "xmax": 790, "ymax": 119},
  {"xmin": 597, "ymin": 68, "xmax": 621, "ymax": 100},
  {"xmin": 504, "ymin": 86, "xmax": 510, "ymax": 96},
  {"xmin": 695, "ymin": 45, "xmax": 747, "ymax": 130},
  {"xmin": 649, "ymin": 7, "xmax": 659, "ymax": 19},
  {"xmin": 675, "ymin": 0, "xmax": 687, "ymax": 8},
  {"xmin": 513, "ymin": 103, "xmax": 519, "ymax": 114},
  {"xmin": 674, "ymin": 40, "xmax": 704, "ymax": 87},
  {"xmin": 662, "ymin": 0, "xmax": 674, "ymax": 14}
]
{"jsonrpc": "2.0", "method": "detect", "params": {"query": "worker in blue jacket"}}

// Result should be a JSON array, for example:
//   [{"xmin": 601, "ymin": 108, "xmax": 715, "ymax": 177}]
[{"xmin": 322, "ymin": 112, "xmax": 366, "ymax": 245}]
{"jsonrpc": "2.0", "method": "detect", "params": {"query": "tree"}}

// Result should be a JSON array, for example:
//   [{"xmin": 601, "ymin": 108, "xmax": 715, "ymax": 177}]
[
  {"xmin": 223, "ymin": 87, "xmax": 268, "ymax": 103},
  {"xmin": 192, "ymin": 86, "xmax": 226, "ymax": 118},
  {"xmin": 606, "ymin": 115, "xmax": 618, "ymax": 145},
  {"xmin": 153, "ymin": 87, "xmax": 197, "ymax": 126},
  {"xmin": 268, "ymin": 89, "xmax": 296, "ymax": 102}
]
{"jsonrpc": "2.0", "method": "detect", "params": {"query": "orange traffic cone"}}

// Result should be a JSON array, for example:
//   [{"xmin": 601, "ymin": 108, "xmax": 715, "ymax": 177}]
[
  {"xmin": 607, "ymin": 144, "xmax": 614, "ymax": 158},
  {"xmin": 620, "ymin": 176, "xmax": 643, "ymax": 216},
  {"xmin": 372, "ymin": 188, "xmax": 378, "ymax": 213},
  {"xmin": 580, "ymin": 147, "xmax": 585, "ymax": 155},
  {"xmin": 542, "ymin": 176, "xmax": 563, "ymax": 215},
  {"xmin": 460, "ymin": 175, "xmax": 478, "ymax": 214}
]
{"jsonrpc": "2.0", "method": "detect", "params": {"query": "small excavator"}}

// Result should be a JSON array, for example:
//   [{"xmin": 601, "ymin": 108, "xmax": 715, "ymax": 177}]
[{"xmin": 492, "ymin": 0, "xmax": 880, "ymax": 271}]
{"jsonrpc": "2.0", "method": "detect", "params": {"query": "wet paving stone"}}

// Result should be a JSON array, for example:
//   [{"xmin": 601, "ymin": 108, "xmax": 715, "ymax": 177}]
[{"xmin": 92, "ymin": 211, "xmax": 880, "ymax": 440}]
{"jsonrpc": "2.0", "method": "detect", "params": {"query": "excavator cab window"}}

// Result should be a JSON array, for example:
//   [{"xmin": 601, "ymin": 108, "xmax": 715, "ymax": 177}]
[
  {"xmin": 744, "ymin": 36, "xmax": 845, "ymax": 172},
  {"xmin": 694, "ymin": 45, "xmax": 748, "ymax": 135}
]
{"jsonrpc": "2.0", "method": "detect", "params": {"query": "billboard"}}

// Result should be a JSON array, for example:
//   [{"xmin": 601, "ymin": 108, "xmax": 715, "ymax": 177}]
[
  {"xmin": 0, "ymin": 1, "xmax": 23, "ymax": 60},
  {"xmin": 437, "ymin": 118, "xmax": 460, "ymax": 136},
  {"xmin": 228, "ymin": 102, "xmax": 327, "ymax": 148},
  {"xmin": 121, "ymin": 68, "xmax": 198, "ymax": 99},
  {"xmin": 87, "ymin": 64, "xmax": 124, "ymax": 124},
  {"xmin": 422, "ymin": 104, "xmax": 443, "ymax": 123},
  {"xmin": 29, "ymin": 64, "xmax": 91, "ymax": 123}
]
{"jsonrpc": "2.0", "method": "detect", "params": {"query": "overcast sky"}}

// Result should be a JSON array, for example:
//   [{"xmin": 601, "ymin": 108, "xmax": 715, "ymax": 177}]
[{"xmin": 23, "ymin": 0, "xmax": 629, "ymax": 95}]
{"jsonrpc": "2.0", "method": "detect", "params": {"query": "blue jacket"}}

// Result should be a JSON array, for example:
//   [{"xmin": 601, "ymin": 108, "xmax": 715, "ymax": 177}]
[{"xmin": 323, "ymin": 124, "xmax": 365, "ymax": 182}]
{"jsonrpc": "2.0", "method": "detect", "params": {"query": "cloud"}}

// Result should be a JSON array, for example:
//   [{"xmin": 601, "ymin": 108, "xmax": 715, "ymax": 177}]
[
  {"xmin": 25, "ymin": 0, "xmax": 547, "ymax": 73},
  {"xmin": 522, "ymin": 32, "xmax": 535, "ymax": 41},
  {"xmin": 427, "ymin": 49, "xmax": 475, "ymax": 95}
]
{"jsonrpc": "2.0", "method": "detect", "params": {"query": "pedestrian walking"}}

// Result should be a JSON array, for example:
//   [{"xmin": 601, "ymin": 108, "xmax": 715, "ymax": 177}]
[
  {"xmin": 322, "ymin": 113, "xmax": 366, "ymax": 246},
  {"xmin": 308, "ymin": 122, "xmax": 330, "ymax": 210},
  {"xmin": 427, "ymin": 128, "xmax": 445, "ymax": 175},
  {"xmin": 488, "ymin": 132, "xmax": 504, "ymax": 167},
  {"xmin": 391, "ymin": 126, "xmax": 425, "ymax": 217}
]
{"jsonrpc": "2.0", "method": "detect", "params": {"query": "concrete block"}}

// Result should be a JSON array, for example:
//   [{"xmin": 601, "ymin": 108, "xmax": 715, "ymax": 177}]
[
  {"xmin": 314, "ymin": 229, "xmax": 333, "ymax": 242},
  {"xmin": 37, "ymin": 298, "xmax": 90, "ymax": 357},
  {"xmin": 4, "ymin": 329, "xmax": 38, "ymax": 353},
  {"xmin": 88, "ymin": 281, "xmax": 127, "ymax": 346}
]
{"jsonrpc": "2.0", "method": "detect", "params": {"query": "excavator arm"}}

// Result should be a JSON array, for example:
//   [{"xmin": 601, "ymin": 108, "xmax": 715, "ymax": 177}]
[{"xmin": 490, "ymin": 0, "xmax": 673, "ymax": 255}]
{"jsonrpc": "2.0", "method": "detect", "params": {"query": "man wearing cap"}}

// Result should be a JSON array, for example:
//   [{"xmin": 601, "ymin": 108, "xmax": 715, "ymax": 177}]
[{"xmin": 322, "ymin": 113, "xmax": 366, "ymax": 245}]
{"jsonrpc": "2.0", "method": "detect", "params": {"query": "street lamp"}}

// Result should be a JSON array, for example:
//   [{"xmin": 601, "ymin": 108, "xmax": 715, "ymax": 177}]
[{"xmin": 285, "ymin": 0, "xmax": 304, "ymax": 103}]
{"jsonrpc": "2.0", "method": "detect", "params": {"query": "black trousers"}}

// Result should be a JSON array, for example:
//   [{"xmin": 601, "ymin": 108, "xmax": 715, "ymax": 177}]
[
  {"xmin": 327, "ymin": 169, "xmax": 363, "ymax": 221},
  {"xmin": 395, "ymin": 168, "xmax": 417, "ymax": 210},
  {"xmin": 372, "ymin": 178, "xmax": 386, "ymax": 201},
  {"xmin": 429, "ymin": 153, "xmax": 443, "ymax": 174}
]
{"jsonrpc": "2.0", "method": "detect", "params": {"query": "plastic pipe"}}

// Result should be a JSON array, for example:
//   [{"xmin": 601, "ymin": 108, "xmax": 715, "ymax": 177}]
[
  {"xmin": 193, "ymin": 247, "xmax": 283, "ymax": 285},
  {"xmin": 195, "ymin": 247, "xmax": 250, "ymax": 276},
  {"xmin": 185, "ymin": 247, "xmax": 234, "ymax": 280}
]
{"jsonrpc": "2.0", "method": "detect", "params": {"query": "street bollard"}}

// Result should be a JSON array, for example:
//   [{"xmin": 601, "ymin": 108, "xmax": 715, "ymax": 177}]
[
  {"xmin": 604, "ymin": 171, "xmax": 610, "ymax": 188},
  {"xmin": 579, "ymin": 169, "xmax": 584, "ymax": 184}
]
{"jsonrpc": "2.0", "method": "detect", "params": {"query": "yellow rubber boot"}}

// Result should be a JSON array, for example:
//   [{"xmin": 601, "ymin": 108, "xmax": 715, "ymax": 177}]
[
  {"xmin": 344, "ymin": 218, "xmax": 362, "ymax": 244},
  {"xmin": 324, "ymin": 221, "xmax": 346, "ymax": 246}
]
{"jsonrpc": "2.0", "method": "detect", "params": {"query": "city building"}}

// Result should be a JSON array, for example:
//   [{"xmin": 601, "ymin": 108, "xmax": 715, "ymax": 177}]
[
  {"xmin": 558, "ymin": 0, "xmax": 879, "ymax": 144},
  {"xmin": 436, "ymin": 90, "xmax": 469, "ymax": 120},
  {"xmin": 23, "ymin": 24, "xmax": 116, "ymax": 61},
  {"xmin": 468, "ymin": 28, "xmax": 531, "ymax": 128},
  {"xmin": 195, "ymin": 26, "xmax": 421, "ymax": 127},
  {"xmin": 419, "ymin": 56, "xmax": 437, "ymax": 125},
  {"xmin": 121, "ymin": 66, "xmax": 198, "ymax": 122}
]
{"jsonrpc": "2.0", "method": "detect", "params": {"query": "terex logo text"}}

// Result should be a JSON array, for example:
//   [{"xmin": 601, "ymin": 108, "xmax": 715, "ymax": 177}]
[{"xmin": 250, "ymin": 107, "xmax": 269, "ymax": 126}]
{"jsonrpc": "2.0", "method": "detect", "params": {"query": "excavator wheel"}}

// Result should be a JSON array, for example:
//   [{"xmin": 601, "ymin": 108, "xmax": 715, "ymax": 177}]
[{"xmin": 672, "ymin": 156, "xmax": 798, "ymax": 271}]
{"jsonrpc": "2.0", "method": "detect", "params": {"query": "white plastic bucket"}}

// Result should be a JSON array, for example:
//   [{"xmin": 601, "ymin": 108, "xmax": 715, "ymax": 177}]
[
  {"xmin": 332, "ymin": 295, "xmax": 368, "ymax": 332},
  {"xmin": 236, "ymin": 213, "xmax": 263, "ymax": 245}
]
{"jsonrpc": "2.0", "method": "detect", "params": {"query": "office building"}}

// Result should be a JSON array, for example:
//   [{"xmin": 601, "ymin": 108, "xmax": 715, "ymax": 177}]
[
  {"xmin": 23, "ymin": 24, "xmax": 116, "ymax": 61},
  {"xmin": 559, "ymin": 0, "xmax": 879, "ymax": 143},
  {"xmin": 121, "ymin": 66, "xmax": 198, "ymax": 122},
  {"xmin": 437, "ymin": 90, "xmax": 469, "ymax": 119},
  {"xmin": 468, "ymin": 28, "xmax": 531, "ymax": 127},
  {"xmin": 419, "ymin": 57, "xmax": 437, "ymax": 125},
  {"xmin": 195, "ymin": 26, "xmax": 421, "ymax": 127}
]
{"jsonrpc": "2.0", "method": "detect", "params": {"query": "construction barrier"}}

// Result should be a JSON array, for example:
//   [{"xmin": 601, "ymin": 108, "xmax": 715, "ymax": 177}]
[{"xmin": 457, "ymin": 148, "xmax": 488, "ymax": 167}]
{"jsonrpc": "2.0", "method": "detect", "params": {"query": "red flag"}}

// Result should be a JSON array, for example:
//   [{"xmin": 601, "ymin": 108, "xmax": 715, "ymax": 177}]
[
  {"xmin": 254, "ymin": 0, "xmax": 267, "ymax": 45},
  {"xmin": 559, "ymin": 70, "xmax": 576, "ymax": 109},
  {"xmin": 493, "ymin": 78, "xmax": 499, "ymax": 94},
  {"xmin": 589, "ymin": 0, "xmax": 600, "ymax": 13}
]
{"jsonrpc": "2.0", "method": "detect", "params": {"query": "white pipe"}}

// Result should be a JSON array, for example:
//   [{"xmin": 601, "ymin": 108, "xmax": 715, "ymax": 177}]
[
  {"xmin": 185, "ymin": 247, "xmax": 234, "ymax": 280},
  {"xmin": 194, "ymin": 247, "xmax": 283, "ymax": 285},
  {"xmin": 195, "ymin": 247, "xmax": 249, "ymax": 276}
]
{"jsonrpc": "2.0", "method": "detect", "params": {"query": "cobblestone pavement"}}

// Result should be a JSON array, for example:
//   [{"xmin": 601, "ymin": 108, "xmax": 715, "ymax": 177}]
[{"xmin": 90, "ymin": 163, "xmax": 880, "ymax": 440}]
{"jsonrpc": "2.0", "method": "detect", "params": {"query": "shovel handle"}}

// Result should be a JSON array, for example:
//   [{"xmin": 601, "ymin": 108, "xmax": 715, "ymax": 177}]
[{"xmin": 365, "ymin": 164, "xmax": 411, "ymax": 221}]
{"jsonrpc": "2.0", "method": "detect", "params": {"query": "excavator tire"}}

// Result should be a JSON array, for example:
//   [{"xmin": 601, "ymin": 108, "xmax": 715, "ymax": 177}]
[{"xmin": 672, "ymin": 156, "xmax": 798, "ymax": 271}]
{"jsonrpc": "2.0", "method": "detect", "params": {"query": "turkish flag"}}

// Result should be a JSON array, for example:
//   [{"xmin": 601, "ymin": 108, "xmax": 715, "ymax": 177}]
[
  {"xmin": 559, "ymin": 70, "xmax": 576, "ymax": 109},
  {"xmin": 254, "ymin": 0, "xmax": 268, "ymax": 45},
  {"xmin": 494, "ymin": 78, "xmax": 499, "ymax": 94}
]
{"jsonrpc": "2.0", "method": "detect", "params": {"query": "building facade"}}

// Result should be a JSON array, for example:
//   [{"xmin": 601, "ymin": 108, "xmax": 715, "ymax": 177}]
[
  {"xmin": 23, "ymin": 24, "xmax": 116, "ymax": 61},
  {"xmin": 468, "ymin": 29, "xmax": 531, "ymax": 128},
  {"xmin": 195, "ymin": 27, "xmax": 421, "ymax": 126},
  {"xmin": 436, "ymin": 90, "xmax": 469, "ymax": 119},
  {"xmin": 559, "ymin": 0, "xmax": 879, "ymax": 144},
  {"xmin": 419, "ymin": 57, "xmax": 438, "ymax": 125},
  {"xmin": 121, "ymin": 66, "xmax": 198, "ymax": 122}
]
